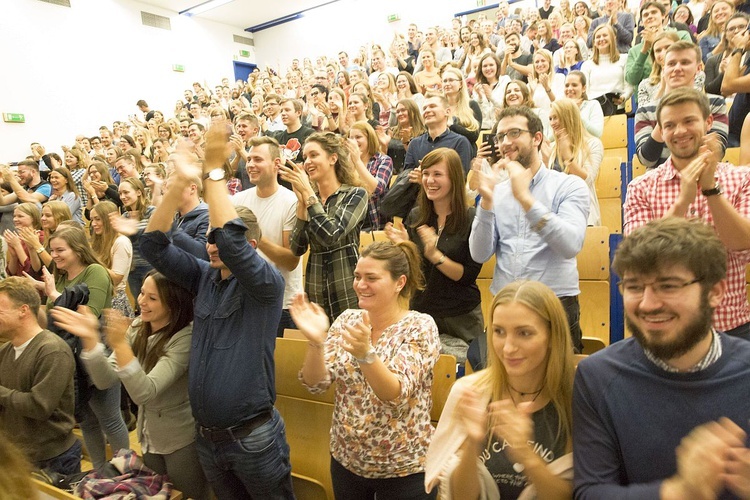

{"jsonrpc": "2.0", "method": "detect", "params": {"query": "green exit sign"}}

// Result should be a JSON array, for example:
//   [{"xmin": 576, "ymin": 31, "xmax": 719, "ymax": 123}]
[
  {"xmin": 239, "ymin": 50, "xmax": 250, "ymax": 57},
  {"xmin": 3, "ymin": 113, "xmax": 25, "ymax": 123},
  {"xmin": 172, "ymin": 64, "xmax": 185, "ymax": 72},
  {"xmin": 387, "ymin": 13, "xmax": 400, "ymax": 22}
]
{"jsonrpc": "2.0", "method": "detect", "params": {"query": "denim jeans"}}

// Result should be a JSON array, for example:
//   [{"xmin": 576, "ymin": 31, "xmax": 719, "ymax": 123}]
[
  {"xmin": 195, "ymin": 408, "xmax": 294, "ymax": 500},
  {"xmin": 79, "ymin": 384, "xmax": 130, "ymax": 468},
  {"xmin": 36, "ymin": 440, "xmax": 82, "ymax": 476}
]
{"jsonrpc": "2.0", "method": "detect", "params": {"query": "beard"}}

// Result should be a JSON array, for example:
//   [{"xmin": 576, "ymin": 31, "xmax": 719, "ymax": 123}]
[{"xmin": 626, "ymin": 292, "xmax": 714, "ymax": 361}]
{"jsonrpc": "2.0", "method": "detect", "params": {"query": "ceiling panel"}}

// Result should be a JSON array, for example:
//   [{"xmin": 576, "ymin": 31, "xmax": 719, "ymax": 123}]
[{"xmin": 136, "ymin": 0, "xmax": 335, "ymax": 30}]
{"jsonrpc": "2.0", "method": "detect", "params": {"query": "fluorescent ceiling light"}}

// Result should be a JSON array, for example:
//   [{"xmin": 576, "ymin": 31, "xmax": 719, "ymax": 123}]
[{"xmin": 180, "ymin": 0, "xmax": 234, "ymax": 16}]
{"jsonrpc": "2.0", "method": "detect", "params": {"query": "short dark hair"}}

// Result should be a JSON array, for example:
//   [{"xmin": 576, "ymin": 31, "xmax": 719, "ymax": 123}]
[
  {"xmin": 613, "ymin": 218, "xmax": 727, "ymax": 288},
  {"xmin": 311, "ymin": 84, "xmax": 329, "ymax": 99},
  {"xmin": 496, "ymin": 105, "xmax": 544, "ymax": 138},
  {"xmin": 17, "ymin": 159, "xmax": 39, "ymax": 171},
  {"xmin": 640, "ymin": 1, "xmax": 667, "ymax": 17},
  {"xmin": 136, "ymin": 99, "xmax": 148, "ymax": 107}
]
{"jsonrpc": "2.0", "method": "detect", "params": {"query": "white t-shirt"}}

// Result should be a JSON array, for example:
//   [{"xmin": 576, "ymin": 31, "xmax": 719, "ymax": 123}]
[
  {"xmin": 111, "ymin": 235, "xmax": 133, "ymax": 293},
  {"xmin": 231, "ymin": 186, "xmax": 302, "ymax": 308}
]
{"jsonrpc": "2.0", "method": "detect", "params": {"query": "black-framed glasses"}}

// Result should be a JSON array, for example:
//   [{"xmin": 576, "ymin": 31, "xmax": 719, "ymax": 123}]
[
  {"xmin": 618, "ymin": 278, "xmax": 702, "ymax": 300},
  {"xmin": 494, "ymin": 128, "xmax": 530, "ymax": 144}
]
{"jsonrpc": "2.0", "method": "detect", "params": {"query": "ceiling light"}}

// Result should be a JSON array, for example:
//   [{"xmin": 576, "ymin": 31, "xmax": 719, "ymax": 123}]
[{"xmin": 180, "ymin": 0, "xmax": 234, "ymax": 16}]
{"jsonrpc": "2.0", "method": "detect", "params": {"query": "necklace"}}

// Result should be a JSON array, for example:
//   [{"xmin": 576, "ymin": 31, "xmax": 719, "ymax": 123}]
[
  {"xmin": 506, "ymin": 381, "xmax": 545, "ymax": 407},
  {"xmin": 435, "ymin": 225, "xmax": 445, "ymax": 248}
]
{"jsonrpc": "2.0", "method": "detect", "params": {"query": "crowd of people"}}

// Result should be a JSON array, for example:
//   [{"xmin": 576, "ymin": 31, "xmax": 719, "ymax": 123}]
[{"xmin": 2, "ymin": 0, "xmax": 750, "ymax": 498}]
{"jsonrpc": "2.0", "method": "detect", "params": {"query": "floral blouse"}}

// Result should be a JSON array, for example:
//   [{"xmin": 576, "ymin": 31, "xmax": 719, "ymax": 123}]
[{"xmin": 300, "ymin": 309, "xmax": 440, "ymax": 478}]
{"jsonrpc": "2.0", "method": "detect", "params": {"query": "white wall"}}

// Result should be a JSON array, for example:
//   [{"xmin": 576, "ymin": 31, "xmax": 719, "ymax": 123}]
[
  {"xmin": 252, "ymin": 0, "xmax": 494, "ymax": 72},
  {"xmin": 0, "ymin": 0, "xmax": 256, "ymax": 161}
]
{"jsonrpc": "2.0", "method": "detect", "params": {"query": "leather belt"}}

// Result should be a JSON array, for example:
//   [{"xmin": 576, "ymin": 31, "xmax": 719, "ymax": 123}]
[{"xmin": 197, "ymin": 411, "xmax": 272, "ymax": 443}]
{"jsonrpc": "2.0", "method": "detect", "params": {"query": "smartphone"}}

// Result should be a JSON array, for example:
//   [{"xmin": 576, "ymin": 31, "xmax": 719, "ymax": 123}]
[{"xmin": 482, "ymin": 131, "xmax": 499, "ymax": 164}]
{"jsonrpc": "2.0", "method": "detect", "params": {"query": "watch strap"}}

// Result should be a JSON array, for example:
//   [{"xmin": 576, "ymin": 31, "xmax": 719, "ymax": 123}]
[{"xmin": 702, "ymin": 183, "xmax": 721, "ymax": 197}]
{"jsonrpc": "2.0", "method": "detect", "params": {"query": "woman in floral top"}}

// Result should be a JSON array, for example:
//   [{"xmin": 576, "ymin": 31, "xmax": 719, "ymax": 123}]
[{"xmin": 290, "ymin": 240, "xmax": 440, "ymax": 499}]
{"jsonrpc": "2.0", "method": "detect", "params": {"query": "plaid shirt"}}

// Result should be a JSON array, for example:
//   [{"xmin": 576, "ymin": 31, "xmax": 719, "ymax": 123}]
[
  {"xmin": 363, "ymin": 152, "xmax": 393, "ymax": 231},
  {"xmin": 75, "ymin": 449, "xmax": 172, "ymax": 499},
  {"xmin": 290, "ymin": 184, "xmax": 368, "ymax": 322},
  {"xmin": 624, "ymin": 159, "xmax": 750, "ymax": 331}
]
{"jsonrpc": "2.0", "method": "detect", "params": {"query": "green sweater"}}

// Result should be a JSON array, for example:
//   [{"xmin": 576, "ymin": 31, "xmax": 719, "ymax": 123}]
[
  {"xmin": 0, "ymin": 330, "xmax": 76, "ymax": 462},
  {"xmin": 48, "ymin": 263, "xmax": 113, "ymax": 317}
]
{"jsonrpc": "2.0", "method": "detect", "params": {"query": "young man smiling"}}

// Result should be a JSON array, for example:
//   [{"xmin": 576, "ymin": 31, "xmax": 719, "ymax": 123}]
[
  {"xmin": 626, "ymin": 87, "xmax": 750, "ymax": 340},
  {"xmin": 634, "ymin": 41, "xmax": 728, "ymax": 169},
  {"xmin": 574, "ymin": 217, "xmax": 750, "ymax": 498}
]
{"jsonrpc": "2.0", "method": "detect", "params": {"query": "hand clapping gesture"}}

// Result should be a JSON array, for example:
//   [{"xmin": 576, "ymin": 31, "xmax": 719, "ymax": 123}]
[
  {"xmin": 49, "ymin": 305, "xmax": 102, "ymax": 351},
  {"xmin": 288, "ymin": 293, "xmax": 330, "ymax": 345}
]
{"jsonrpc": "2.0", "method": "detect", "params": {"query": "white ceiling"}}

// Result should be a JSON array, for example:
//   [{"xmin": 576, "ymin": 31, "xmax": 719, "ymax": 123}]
[{"xmin": 138, "ymin": 0, "xmax": 334, "ymax": 30}]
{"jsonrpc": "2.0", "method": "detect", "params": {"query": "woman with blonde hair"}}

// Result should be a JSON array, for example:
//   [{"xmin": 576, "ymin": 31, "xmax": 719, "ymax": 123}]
[
  {"xmin": 0, "ymin": 430, "xmax": 36, "ymax": 499},
  {"xmin": 581, "ymin": 24, "xmax": 632, "ymax": 116},
  {"xmin": 563, "ymin": 70, "xmax": 604, "ymax": 137},
  {"xmin": 4, "ymin": 202, "xmax": 43, "ymax": 278},
  {"xmin": 533, "ymin": 19, "xmax": 561, "ymax": 54},
  {"xmin": 290, "ymin": 240, "xmax": 440, "ymax": 500},
  {"xmin": 323, "ymin": 88, "xmax": 348, "ymax": 134},
  {"xmin": 425, "ymin": 280, "xmax": 575, "ymax": 499},
  {"xmin": 473, "ymin": 53, "xmax": 510, "ymax": 130},
  {"xmin": 698, "ymin": 0, "xmax": 734, "ymax": 61},
  {"xmin": 90, "ymin": 201, "xmax": 133, "ymax": 317},
  {"xmin": 347, "ymin": 121, "xmax": 393, "ymax": 231},
  {"xmin": 282, "ymin": 132, "xmax": 368, "ymax": 322},
  {"xmin": 502, "ymin": 80, "xmax": 553, "ymax": 139},
  {"xmin": 373, "ymin": 72, "xmax": 398, "ymax": 127},
  {"xmin": 573, "ymin": 16, "xmax": 592, "ymax": 60},
  {"xmin": 548, "ymin": 98, "xmax": 603, "ymax": 226},
  {"xmin": 529, "ymin": 49, "xmax": 562, "ymax": 110},
  {"xmin": 414, "ymin": 48, "xmax": 442, "ymax": 94},
  {"xmin": 441, "ymin": 66, "xmax": 482, "ymax": 153}
]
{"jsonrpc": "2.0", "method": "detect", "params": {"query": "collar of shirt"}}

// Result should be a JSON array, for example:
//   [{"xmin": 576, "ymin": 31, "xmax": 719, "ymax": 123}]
[
  {"xmin": 644, "ymin": 329, "xmax": 723, "ymax": 373},
  {"xmin": 427, "ymin": 128, "xmax": 452, "ymax": 143}
]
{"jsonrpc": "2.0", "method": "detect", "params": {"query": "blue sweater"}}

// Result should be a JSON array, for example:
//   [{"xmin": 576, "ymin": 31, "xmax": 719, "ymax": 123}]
[{"xmin": 573, "ymin": 335, "xmax": 750, "ymax": 499}]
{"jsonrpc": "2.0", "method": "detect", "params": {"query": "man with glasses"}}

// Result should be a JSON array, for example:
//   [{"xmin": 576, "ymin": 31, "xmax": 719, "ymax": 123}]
[
  {"xmin": 625, "ymin": 87, "xmax": 750, "ymax": 340},
  {"xmin": 574, "ymin": 217, "xmax": 750, "ymax": 498},
  {"xmin": 263, "ymin": 94, "xmax": 285, "ymax": 133},
  {"xmin": 469, "ymin": 106, "xmax": 589, "ymax": 352}
]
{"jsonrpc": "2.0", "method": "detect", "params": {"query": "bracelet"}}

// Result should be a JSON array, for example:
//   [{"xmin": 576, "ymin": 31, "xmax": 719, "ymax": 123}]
[
  {"xmin": 435, "ymin": 253, "xmax": 447, "ymax": 266},
  {"xmin": 36, "ymin": 247, "xmax": 45, "ymax": 254}
]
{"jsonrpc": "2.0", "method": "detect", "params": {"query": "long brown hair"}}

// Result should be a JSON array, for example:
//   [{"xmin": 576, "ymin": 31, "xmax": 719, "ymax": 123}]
[
  {"xmin": 49, "ymin": 227, "xmax": 109, "ymax": 281},
  {"xmin": 304, "ymin": 132, "xmax": 360, "ymax": 187},
  {"xmin": 412, "ymin": 148, "xmax": 469, "ymax": 233},
  {"xmin": 132, "ymin": 271, "xmax": 194, "ymax": 372}
]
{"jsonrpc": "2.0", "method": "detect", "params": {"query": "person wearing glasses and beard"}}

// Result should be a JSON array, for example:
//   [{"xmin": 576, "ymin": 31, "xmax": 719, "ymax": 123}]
[{"xmin": 469, "ymin": 105, "xmax": 589, "ymax": 353}]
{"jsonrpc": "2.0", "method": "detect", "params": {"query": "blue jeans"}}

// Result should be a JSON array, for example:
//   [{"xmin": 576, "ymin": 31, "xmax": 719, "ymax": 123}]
[
  {"xmin": 37, "ymin": 440, "xmax": 82, "ymax": 476},
  {"xmin": 79, "ymin": 384, "xmax": 130, "ymax": 468},
  {"xmin": 195, "ymin": 408, "xmax": 294, "ymax": 500}
]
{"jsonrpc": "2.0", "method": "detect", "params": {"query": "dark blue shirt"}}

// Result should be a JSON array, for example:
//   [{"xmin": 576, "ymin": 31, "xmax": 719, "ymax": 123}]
[
  {"xmin": 140, "ymin": 219, "xmax": 284, "ymax": 429},
  {"xmin": 404, "ymin": 128, "xmax": 473, "ymax": 174},
  {"xmin": 171, "ymin": 201, "xmax": 209, "ymax": 260}
]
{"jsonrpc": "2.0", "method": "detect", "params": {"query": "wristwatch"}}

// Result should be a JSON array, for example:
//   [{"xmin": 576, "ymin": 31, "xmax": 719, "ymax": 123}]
[
  {"xmin": 203, "ymin": 168, "xmax": 226, "ymax": 182},
  {"xmin": 305, "ymin": 195, "xmax": 318, "ymax": 207},
  {"xmin": 356, "ymin": 348, "xmax": 378, "ymax": 365},
  {"xmin": 702, "ymin": 182, "xmax": 722, "ymax": 197}
]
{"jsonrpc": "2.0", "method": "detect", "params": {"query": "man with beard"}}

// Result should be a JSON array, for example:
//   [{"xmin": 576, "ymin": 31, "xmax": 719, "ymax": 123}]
[
  {"xmin": 625, "ymin": 87, "xmax": 750, "ymax": 340},
  {"xmin": 498, "ymin": 32, "xmax": 533, "ymax": 82},
  {"xmin": 573, "ymin": 217, "xmax": 750, "ymax": 499},
  {"xmin": 469, "ymin": 106, "xmax": 589, "ymax": 352}
]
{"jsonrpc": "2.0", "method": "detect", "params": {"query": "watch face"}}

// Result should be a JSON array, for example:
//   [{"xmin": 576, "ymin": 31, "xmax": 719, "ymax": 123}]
[{"xmin": 209, "ymin": 168, "xmax": 225, "ymax": 181}]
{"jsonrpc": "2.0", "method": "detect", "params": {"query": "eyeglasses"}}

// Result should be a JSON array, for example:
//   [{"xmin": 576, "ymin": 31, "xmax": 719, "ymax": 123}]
[
  {"xmin": 310, "ymin": 91, "xmax": 320, "ymax": 97},
  {"xmin": 618, "ymin": 278, "xmax": 702, "ymax": 300},
  {"xmin": 726, "ymin": 24, "xmax": 749, "ymax": 33},
  {"xmin": 494, "ymin": 128, "xmax": 530, "ymax": 144},
  {"xmin": 442, "ymin": 78, "xmax": 461, "ymax": 84}
]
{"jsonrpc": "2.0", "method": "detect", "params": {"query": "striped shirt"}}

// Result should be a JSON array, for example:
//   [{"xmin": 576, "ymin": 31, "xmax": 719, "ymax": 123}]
[
  {"xmin": 634, "ymin": 92, "xmax": 728, "ymax": 170},
  {"xmin": 644, "ymin": 330, "xmax": 722, "ymax": 372}
]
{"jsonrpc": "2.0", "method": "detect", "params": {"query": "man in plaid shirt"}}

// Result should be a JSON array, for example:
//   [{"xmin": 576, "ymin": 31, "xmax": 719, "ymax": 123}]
[{"xmin": 624, "ymin": 87, "xmax": 750, "ymax": 340}]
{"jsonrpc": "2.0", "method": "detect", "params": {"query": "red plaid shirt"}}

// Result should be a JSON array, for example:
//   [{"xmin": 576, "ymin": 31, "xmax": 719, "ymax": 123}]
[{"xmin": 624, "ymin": 159, "xmax": 750, "ymax": 331}]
